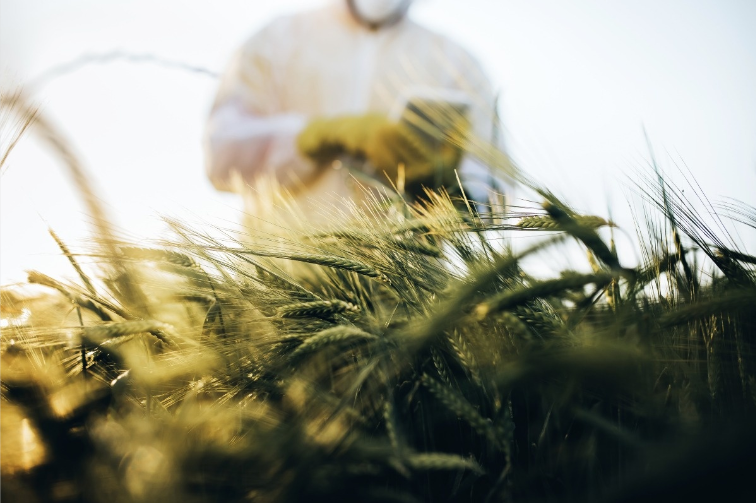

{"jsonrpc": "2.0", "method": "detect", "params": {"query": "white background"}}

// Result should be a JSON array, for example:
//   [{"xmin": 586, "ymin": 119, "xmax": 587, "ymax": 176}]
[{"xmin": 2, "ymin": 0, "xmax": 755, "ymax": 284}]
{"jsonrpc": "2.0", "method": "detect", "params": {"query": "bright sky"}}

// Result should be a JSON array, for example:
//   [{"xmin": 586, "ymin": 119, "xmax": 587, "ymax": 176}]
[{"xmin": 2, "ymin": 0, "xmax": 755, "ymax": 284}]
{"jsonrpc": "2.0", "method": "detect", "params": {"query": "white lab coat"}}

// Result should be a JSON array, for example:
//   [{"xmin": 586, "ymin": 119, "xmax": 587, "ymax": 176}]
[{"xmin": 205, "ymin": 1, "xmax": 512, "ymax": 226}]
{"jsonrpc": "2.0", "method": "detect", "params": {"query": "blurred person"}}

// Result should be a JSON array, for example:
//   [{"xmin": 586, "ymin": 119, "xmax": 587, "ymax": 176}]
[{"xmin": 204, "ymin": 0, "xmax": 512, "ymax": 227}]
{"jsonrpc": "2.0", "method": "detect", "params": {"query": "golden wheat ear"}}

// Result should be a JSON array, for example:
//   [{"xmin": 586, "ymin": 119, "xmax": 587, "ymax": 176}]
[{"xmin": 0, "ymin": 89, "xmax": 38, "ymax": 173}]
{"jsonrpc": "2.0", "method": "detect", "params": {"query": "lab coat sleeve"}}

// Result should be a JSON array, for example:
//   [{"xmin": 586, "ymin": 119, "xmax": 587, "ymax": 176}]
[
  {"xmin": 443, "ymin": 42, "xmax": 516, "ymax": 207},
  {"xmin": 204, "ymin": 26, "xmax": 315, "ymax": 193}
]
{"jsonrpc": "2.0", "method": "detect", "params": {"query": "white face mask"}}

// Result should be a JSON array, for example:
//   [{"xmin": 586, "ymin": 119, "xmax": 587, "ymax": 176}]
[{"xmin": 349, "ymin": 0, "xmax": 410, "ymax": 26}]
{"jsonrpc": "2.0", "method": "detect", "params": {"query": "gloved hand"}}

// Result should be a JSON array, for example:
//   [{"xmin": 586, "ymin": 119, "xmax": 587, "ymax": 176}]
[{"xmin": 297, "ymin": 113, "xmax": 465, "ymax": 192}]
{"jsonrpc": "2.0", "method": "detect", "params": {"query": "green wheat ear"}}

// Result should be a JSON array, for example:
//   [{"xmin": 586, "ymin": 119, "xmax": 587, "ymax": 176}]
[
  {"xmin": 289, "ymin": 325, "xmax": 378, "ymax": 361},
  {"xmin": 405, "ymin": 452, "xmax": 484, "ymax": 474},
  {"xmin": 277, "ymin": 299, "xmax": 360, "ymax": 318}
]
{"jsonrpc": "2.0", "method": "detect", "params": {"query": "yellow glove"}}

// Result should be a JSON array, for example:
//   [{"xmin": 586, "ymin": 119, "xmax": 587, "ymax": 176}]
[
  {"xmin": 297, "ymin": 114, "xmax": 387, "ymax": 164},
  {"xmin": 297, "ymin": 113, "xmax": 465, "ymax": 193}
]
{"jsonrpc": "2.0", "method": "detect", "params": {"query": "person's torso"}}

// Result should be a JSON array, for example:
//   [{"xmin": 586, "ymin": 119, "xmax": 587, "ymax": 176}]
[
  {"xmin": 268, "ymin": 5, "xmax": 483, "ymax": 119},
  {"xmin": 241, "ymin": 4, "xmax": 495, "ymax": 229}
]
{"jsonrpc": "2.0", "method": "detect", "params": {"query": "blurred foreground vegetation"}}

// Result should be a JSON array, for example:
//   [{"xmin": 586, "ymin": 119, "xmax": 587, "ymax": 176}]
[{"xmin": 2, "ymin": 93, "xmax": 756, "ymax": 502}]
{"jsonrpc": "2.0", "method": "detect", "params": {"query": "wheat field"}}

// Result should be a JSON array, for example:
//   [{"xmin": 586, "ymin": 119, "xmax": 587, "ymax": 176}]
[{"xmin": 1, "ymin": 91, "xmax": 755, "ymax": 503}]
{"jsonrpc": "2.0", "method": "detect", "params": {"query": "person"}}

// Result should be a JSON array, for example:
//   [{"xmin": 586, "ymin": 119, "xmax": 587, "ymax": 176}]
[{"xmin": 204, "ymin": 0, "xmax": 513, "ymax": 228}]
